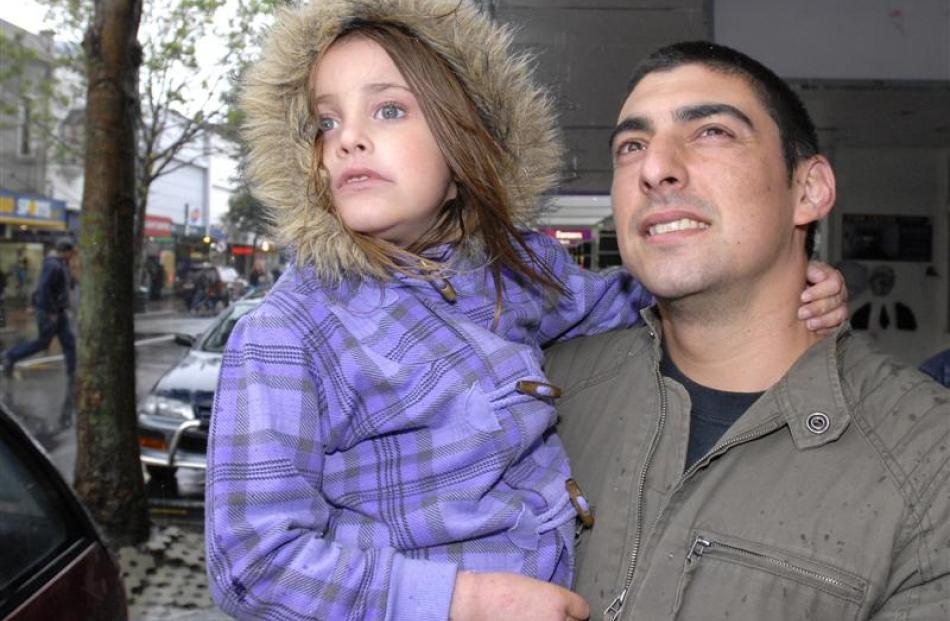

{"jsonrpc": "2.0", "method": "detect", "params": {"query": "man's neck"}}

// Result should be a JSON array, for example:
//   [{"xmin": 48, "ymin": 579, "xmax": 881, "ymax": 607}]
[{"xmin": 657, "ymin": 277, "xmax": 822, "ymax": 393}]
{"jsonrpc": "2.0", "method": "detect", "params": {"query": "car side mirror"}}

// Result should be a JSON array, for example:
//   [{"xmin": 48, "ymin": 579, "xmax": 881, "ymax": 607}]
[{"xmin": 173, "ymin": 333, "xmax": 196, "ymax": 348}]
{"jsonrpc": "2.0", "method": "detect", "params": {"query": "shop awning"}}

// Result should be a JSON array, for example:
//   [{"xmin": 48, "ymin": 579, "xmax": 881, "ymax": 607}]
[{"xmin": 0, "ymin": 190, "xmax": 68, "ymax": 230}]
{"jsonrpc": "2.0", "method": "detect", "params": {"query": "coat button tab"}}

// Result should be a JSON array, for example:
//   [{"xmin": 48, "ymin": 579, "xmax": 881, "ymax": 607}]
[
  {"xmin": 806, "ymin": 412, "xmax": 830, "ymax": 434},
  {"xmin": 515, "ymin": 380, "xmax": 562, "ymax": 399},
  {"xmin": 566, "ymin": 478, "xmax": 595, "ymax": 528}
]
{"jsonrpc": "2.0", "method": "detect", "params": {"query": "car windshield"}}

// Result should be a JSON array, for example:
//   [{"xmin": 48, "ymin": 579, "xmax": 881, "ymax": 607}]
[{"xmin": 200, "ymin": 302, "xmax": 260, "ymax": 353}]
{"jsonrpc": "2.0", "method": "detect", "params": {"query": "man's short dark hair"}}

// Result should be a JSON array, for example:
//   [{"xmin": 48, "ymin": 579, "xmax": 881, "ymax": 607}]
[
  {"xmin": 627, "ymin": 41, "xmax": 820, "ymax": 256},
  {"xmin": 55, "ymin": 238, "xmax": 75, "ymax": 253}
]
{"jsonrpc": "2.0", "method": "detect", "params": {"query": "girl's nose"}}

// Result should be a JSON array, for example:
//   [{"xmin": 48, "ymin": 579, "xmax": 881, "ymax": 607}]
[{"xmin": 337, "ymin": 121, "xmax": 370, "ymax": 156}]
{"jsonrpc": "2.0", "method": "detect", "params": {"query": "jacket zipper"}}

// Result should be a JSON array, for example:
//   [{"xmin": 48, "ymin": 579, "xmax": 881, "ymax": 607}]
[
  {"xmin": 681, "ymin": 420, "xmax": 783, "ymax": 481},
  {"xmin": 605, "ymin": 371, "xmax": 785, "ymax": 620},
  {"xmin": 603, "ymin": 365, "xmax": 668, "ymax": 621},
  {"xmin": 682, "ymin": 535, "xmax": 864, "ymax": 600}
]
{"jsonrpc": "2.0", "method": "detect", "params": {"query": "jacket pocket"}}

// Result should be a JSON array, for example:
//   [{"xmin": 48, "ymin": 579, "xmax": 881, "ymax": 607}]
[{"xmin": 672, "ymin": 530, "xmax": 867, "ymax": 621}]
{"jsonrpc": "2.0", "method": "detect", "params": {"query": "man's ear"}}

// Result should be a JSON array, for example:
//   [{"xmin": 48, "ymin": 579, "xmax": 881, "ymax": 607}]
[{"xmin": 794, "ymin": 155, "xmax": 836, "ymax": 226}]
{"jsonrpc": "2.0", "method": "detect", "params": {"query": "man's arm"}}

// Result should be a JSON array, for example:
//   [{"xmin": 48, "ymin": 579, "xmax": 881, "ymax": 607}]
[
  {"xmin": 867, "ymin": 502, "xmax": 949, "ymax": 620},
  {"xmin": 868, "ymin": 379, "xmax": 950, "ymax": 619}
]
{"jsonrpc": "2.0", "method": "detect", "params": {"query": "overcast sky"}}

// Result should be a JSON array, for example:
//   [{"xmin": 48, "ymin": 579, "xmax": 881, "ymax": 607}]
[{"xmin": 0, "ymin": 1, "xmax": 50, "ymax": 34}]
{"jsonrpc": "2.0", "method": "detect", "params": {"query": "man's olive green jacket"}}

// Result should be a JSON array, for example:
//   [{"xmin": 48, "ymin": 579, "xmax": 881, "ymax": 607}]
[{"xmin": 546, "ymin": 313, "xmax": 949, "ymax": 620}]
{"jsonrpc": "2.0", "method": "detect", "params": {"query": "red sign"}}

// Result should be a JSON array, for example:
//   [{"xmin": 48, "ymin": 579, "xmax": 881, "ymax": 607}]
[
  {"xmin": 145, "ymin": 215, "xmax": 174, "ymax": 238},
  {"xmin": 542, "ymin": 227, "xmax": 591, "ymax": 246},
  {"xmin": 231, "ymin": 245, "xmax": 254, "ymax": 256}
]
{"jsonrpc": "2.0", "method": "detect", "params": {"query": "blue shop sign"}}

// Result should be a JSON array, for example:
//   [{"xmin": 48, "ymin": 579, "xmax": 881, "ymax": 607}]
[{"xmin": 0, "ymin": 189, "xmax": 68, "ymax": 229}]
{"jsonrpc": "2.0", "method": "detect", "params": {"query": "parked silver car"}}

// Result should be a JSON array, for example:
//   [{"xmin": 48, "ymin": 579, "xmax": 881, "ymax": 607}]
[{"xmin": 137, "ymin": 296, "xmax": 264, "ymax": 494}]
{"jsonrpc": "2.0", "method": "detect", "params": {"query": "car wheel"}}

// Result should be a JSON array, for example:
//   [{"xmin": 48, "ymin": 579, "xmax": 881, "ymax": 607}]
[{"xmin": 146, "ymin": 465, "xmax": 179, "ymax": 498}]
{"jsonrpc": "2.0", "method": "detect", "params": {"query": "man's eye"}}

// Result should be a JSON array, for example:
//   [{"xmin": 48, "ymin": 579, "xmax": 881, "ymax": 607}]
[
  {"xmin": 615, "ymin": 140, "xmax": 645, "ymax": 156},
  {"xmin": 375, "ymin": 103, "xmax": 406, "ymax": 120},
  {"xmin": 699, "ymin": 126, "xmax": 731, "ymax": 138},
  {"xmin": 318, "ymin": 117, "xmax": 339, "ymax": 131}
]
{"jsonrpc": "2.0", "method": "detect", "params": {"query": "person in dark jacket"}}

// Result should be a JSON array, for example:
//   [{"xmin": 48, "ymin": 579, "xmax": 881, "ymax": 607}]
[
  {"xmin": 919, "ymin": 347, "xmax": 950, "ymax": 387},
  {"xmin": 3, "ymin": 238, "xmax": 76, "ymax": 379},
  {"xmin": 545, "ymin": 42, "xmax": 947, "ymax": 621}
]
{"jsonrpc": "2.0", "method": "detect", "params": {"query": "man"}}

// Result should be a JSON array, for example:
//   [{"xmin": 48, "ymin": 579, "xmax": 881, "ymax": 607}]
[
  {"xmin": 546, "ymin": 42, "xmax": 949, "ymax": 620},
  {"xmin": 4, "ymin": 238, "xmax": 77, "ymax": 381}
]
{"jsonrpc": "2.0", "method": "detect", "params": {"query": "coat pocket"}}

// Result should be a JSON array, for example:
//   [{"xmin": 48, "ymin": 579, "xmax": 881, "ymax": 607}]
[{"xmin": 672, "ymin": 530, "xmax": 867, "ymax": 621}]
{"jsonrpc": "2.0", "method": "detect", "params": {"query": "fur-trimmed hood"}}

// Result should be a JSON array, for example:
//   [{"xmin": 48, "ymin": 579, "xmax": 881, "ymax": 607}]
[{"xmin": 241, "ymin": 0, "xmax": 564, "ymax": 280}]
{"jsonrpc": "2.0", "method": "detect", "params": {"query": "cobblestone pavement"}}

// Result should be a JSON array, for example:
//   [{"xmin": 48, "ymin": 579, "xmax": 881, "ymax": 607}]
[{"xmin": 119, "ymin": 525, "xmax": 232, "ymax": 621}]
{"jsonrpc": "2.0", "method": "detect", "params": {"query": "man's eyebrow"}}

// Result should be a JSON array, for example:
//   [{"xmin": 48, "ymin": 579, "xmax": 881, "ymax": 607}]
[
  {"xmin": 673, "ymin": 103, "xmax": 754, "ymax": 129},
  {"xmin": 608, "ymin": 116, "xmax": 653, "ymax": 149}
]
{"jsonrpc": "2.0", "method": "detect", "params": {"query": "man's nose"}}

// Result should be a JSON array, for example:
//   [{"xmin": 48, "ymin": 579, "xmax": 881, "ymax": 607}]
[{"xmin": 639, "ymin": 136, "xmax": 687, "ymax": 194}]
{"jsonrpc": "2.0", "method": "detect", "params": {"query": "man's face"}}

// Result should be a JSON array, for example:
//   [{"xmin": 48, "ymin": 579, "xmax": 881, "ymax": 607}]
[{"xmin": 610, "ymin": 64, "xmax": 804, "ymax": 301}]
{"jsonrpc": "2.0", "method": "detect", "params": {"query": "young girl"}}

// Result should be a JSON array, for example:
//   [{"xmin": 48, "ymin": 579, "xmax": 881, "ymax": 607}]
[{"xmin": 205, "ymin": 2, "xmax": 846, "ymax": 620}]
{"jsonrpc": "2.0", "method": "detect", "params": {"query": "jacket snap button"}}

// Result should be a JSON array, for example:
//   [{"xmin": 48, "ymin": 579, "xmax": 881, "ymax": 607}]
[{"xmin": 806, "ymin": 412, "xmax": 830, "ymax": 434}]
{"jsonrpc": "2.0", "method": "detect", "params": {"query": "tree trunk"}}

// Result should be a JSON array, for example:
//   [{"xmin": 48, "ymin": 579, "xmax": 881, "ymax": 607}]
[{"xmin": 74, "ymin": 0, "xmax": 148, "ymax": 547}]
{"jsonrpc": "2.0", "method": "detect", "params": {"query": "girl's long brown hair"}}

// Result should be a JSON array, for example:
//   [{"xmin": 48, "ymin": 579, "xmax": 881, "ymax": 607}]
[{"xmin": 307, "ymin": 19, "xmax": 566, "ymax": 310}]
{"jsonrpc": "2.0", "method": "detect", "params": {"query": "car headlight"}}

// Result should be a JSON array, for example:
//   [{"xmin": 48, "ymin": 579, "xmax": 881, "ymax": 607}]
[{"xmin": 138, "ymin": 394, "xmax": 195, "ymax": 420}]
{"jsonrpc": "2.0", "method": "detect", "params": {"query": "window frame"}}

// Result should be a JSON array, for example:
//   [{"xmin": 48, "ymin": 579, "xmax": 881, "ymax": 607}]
[{"xmin": 0, "ymin": 406, "xmax": 102, "ymax": 617}]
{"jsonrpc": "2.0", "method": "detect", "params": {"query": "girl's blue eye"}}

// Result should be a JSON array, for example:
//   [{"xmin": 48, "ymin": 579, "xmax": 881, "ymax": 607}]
[
  {"xmin": 318, "ymin": 117, "xmax": 338, "ymax": 131},
  {"xmin": 376, "ymin": 103, "xmax": 406, "ymax": 120}
]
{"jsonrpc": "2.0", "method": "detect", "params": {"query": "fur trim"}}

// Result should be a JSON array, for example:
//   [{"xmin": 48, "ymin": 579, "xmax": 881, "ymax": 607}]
[{"xmin": 241, "ymin": 0, "xmax": 564, "ymax": 280}]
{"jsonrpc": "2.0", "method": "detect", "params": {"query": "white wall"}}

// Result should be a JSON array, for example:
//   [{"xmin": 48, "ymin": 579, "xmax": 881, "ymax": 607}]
[
  {"xmin": 208, "ymin": 142, "xmax": 237, "ymax": 227},
  {"xmin": 148, "ymin": 162, "xmax": 207, "ymax": 226},
  {"xmin": 829, "ymin": 147, "xmax": 950, "ymax": 365}
]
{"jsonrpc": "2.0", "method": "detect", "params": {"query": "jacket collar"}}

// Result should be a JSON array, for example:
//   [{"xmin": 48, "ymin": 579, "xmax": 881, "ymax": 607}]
[
  {"xmin": 772, "ymin": 325, "xmax": 852, "ymax": 449},
  {"xmin": 639, "ymin": 307, "xmax": 852, "ymax": 450}
]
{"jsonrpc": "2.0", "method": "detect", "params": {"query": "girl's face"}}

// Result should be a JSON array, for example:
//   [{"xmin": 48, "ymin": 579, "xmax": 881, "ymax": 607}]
[{"xmin": 311, "ymin": 36, "xmax": 457, "ymax": 248}]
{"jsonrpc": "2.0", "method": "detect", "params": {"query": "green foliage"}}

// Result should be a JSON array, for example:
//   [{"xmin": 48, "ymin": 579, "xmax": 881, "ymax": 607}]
[
  {"xmin": 224, "ymin": 183, "xmax": 271, "ymax": 237},
  {"xmin": 4, "ymin": 0, "xmax": 288, "ymax": 196}
]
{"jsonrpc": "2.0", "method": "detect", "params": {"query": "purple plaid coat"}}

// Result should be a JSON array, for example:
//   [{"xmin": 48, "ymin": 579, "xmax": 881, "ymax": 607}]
[{"xmin": 205, "ymin": 232, "xmax": 651, "ymax": 620}]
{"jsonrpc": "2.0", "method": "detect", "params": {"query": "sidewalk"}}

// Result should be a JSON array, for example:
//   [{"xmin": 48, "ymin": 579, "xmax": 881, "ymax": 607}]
[{"xmin": 119, "ymin": 525, "xmax": 231, "ymax": 621}]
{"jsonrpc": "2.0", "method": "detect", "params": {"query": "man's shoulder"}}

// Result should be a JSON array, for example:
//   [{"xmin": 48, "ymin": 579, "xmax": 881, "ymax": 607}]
[
  {"xmin": 545, "ymin": 325, "xmax": 652, "ymax": 392},
  {"xmin": 838, "ymin": 334, "xmax": 947, "ymax": 417},
  {"xmin": 837, "ymin": 334, "xmax": 949, "ymax": 493}
]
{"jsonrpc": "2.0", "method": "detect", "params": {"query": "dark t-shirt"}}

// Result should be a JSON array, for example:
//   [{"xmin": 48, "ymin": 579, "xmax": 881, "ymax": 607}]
[{"xmin": 660, "ymin": 350, "xmax": 763, "ymax": 470}]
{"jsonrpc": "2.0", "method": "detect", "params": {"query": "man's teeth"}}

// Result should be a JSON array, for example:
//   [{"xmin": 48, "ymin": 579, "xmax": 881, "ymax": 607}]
[
  {"xmin": 649, "ymin": 218, "xmax": 709, "ymax": 236},
  {"xmin": 346, "ymin": 175, "xmax": 370, "ymax": 184}
]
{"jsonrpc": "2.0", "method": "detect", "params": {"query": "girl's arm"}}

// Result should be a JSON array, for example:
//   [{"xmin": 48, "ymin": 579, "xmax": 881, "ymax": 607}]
[
  {"xmin": 205, "ymin": 311, "xmax": 457, "ymax": 621},
  {"xmin": 528, "ymin": 232, "xmax": 652, "ymax": 346},
  {"xmin": 799, "ymin": 261, "xmax": 849, "ymax": 334}
]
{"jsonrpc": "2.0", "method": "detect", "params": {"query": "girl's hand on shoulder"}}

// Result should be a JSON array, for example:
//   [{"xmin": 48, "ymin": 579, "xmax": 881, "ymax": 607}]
[{"xmin": 799, "ymin": 261, "xmax": 849, "ymax": 335}]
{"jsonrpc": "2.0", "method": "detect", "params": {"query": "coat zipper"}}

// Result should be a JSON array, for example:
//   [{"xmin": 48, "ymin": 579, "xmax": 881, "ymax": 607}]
[
  {"xmin": 605, "ymin": 370, "xmax": 785, "ymax": 621},
  {"xmin": 684, "ymin": 535, "xmax": 864, "ymax": 598},
  {"xmin": 603, "ymin": 365, "xmax": 668, "ymax": 621}
]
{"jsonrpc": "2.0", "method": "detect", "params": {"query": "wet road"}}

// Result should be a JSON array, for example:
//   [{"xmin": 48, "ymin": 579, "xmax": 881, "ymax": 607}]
[{"xmin": 1, "ymin": 307, "xmax": 215, "ymax": 519}]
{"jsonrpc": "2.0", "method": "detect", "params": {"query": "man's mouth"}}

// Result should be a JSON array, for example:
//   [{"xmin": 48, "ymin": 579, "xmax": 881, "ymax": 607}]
[{"xmin": 647, "ymin": 218, "xmax": 710, "ymax": 237}]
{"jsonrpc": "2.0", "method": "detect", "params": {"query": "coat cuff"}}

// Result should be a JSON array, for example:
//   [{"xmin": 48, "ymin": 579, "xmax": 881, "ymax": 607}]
[{"xmin": 388, "ymin": 555, "xmax": 458, "ymax": 621}]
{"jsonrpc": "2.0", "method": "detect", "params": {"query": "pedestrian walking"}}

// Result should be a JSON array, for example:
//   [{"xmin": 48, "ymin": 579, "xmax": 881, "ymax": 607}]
[{"xmin": 3, "ymin": 238, "xmax": 77, "ymax": 382}]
